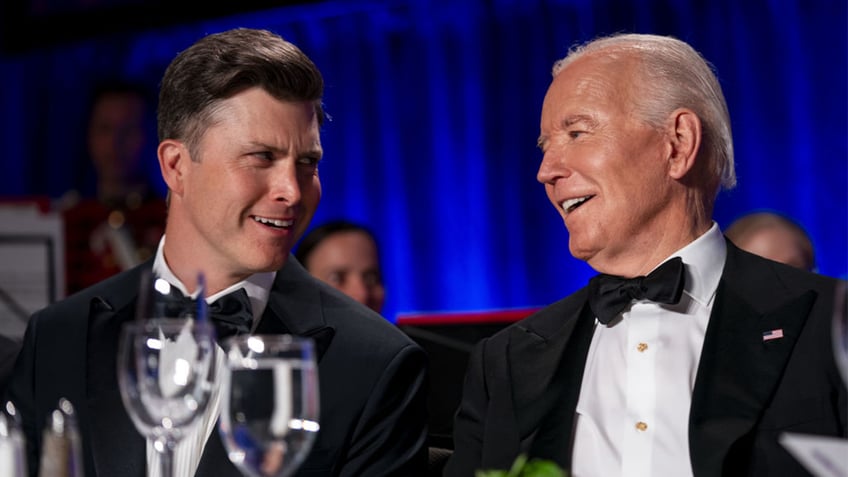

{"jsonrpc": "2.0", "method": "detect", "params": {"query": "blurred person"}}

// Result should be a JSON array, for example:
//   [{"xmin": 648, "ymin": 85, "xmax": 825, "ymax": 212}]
[
  {"xmin": 446, "ymin": 33, "xmax": 846, "ymax": 477},
  {"xmin": 59, "ymin": 81, "xmax": 167, "ymax": 295},
  {"xmin": 726, "ymin": 211, "xmax": 816, "ymax": 272},
  {"xmin": 7, "ymin": 28, "xmax": 428, "ymax": 477},
  {"xmin": 295, "ymin": 220, "xmax": 386, "ymax": 313}
]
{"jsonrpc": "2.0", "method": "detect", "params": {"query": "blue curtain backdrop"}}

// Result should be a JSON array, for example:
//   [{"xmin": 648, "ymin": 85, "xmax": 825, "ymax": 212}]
[{"xmin": 1, "ymin": 0, "xmax": 845, "ymax": 321}]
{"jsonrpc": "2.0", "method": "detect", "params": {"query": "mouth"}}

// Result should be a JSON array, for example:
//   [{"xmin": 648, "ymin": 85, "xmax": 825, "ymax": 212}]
[
  {"xmin": 560, "ymin": 195, "xmax": 594, "ymax": 214},
  {"xmin": 252, "ymin": 215, "xmax": 295, "ymax": 229}
]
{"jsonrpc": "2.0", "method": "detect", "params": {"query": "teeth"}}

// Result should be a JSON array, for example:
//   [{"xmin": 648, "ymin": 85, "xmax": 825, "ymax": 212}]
[
  {"xmin": 561, "ymin": 195, "xmax": 592, "ymax": 212},
  {"xmin": 253, "ymin": 216, "xmax": 293, "ymax": 227}
]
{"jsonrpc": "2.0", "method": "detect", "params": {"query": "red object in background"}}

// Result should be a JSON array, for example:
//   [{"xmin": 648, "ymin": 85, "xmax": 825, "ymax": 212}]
[
  {"xmin": 396, "ymin": 307, "xmax": 539, "ymax": 448},
  {"xmin": 62, "ymin": 197, "xmax": 166, "ymax": 296},
  {"xmin": 396, "ymin": 307, "xmax": 540, "ymax": 327}
]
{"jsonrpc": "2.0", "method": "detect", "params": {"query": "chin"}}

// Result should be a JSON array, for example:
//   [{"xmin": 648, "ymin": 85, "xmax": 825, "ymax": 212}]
[
  {"xmin": 246, "ymin": 254, "xmax": 288, "ymax": 274},
  {"xmin": 567, "ymin": 240, "xmax": 596, "ymax": 264}
]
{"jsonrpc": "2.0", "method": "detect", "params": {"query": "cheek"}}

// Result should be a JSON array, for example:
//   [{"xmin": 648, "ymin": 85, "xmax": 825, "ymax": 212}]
[{"xmin": 545, "ymin": 184, "xmax": 559, "ymax": 208}]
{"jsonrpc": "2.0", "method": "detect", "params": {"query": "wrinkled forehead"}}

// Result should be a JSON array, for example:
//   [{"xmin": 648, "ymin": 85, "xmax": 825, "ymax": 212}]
[{"xmin": 541, "ymin": 52, "xmax": 640, "ymax": 120}]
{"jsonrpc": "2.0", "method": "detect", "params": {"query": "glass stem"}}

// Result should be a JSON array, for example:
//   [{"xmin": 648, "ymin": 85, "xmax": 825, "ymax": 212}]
[{"xmin": 158, "ymin": 438, "xmax": 176, "ymax": 477}]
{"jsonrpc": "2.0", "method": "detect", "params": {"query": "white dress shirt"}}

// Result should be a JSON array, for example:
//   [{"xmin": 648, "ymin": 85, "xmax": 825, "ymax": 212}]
[
  {"xmin": 146, "ymin": 236, "xmax": 276, "ymax": 477},
  {"xmin": 571, "ymin": 223, "xmax": 726, "ymax": 477}
]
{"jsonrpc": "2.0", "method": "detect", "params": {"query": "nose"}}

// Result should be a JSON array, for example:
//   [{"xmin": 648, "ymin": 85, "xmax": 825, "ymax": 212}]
[
  {"xmin": 341, "ymin": 277, "xmax": 369, "ymax": 305},
  {"xmin": 536, "ymin": 150, "xmax": 570, "ymax": 185},
  {"xmin": 271, "ymin": 162, "xmax": 302, "ymax": 204}
]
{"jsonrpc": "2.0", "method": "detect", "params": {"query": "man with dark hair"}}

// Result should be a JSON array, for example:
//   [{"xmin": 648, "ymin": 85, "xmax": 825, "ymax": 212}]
[
  {"xmin": 8, "ymin": 28, "xmax": 428, "ymax": 477},
  {"xmin": 60, "ymin": 80, "xmax": 167, "ymax": 294}
]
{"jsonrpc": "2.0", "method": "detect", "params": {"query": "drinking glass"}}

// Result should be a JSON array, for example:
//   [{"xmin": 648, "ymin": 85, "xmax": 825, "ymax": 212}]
[
  {"xmin": 0, "ymin": 401, "xmax": 26, "ymax": 477},
  {"xmin": 219, "ymin": 335, "xmax": 320, "ymax": 477},
  {"xmin": 117, "ymin": 271, "xmax": 217, "ymax": 477}
]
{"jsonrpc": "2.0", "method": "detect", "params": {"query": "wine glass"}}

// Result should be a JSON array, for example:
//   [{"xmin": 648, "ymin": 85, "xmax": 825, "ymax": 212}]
[
  {"xmin": 218, "ymin": 335, "xmax": 320, "ymax": 477},
  {"xmin": 0, "ymin": 401, "xmax": 26, "ymax": 477},
  {"xmin": 117, "ymin": 270, "xmax": 217, "ymax": 477}
]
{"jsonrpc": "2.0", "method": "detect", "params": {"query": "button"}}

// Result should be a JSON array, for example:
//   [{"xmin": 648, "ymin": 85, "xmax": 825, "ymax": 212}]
[
  {"xmin": 636, "ymin": 421, "xmax": 648, "ymax": 431},
  {"xmin": 108, "ymin": 210, "xmax": 126, "ymax": 229},
  {"xmin": 637, "ymin": 342, "xmax": 648, "ymax": 352}
]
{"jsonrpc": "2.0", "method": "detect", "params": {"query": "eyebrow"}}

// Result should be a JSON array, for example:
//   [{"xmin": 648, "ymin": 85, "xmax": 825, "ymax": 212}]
[
  {"xmin": 537, "ymin": 114, "xmax": 598, "ymax": 149},
  {"xmin": 245, "ymin": 140, "xmax": 323, "ymax": 157},
  {"xmin": 561, "ymin": 114, "xmax": 597, "ymax": 129}
]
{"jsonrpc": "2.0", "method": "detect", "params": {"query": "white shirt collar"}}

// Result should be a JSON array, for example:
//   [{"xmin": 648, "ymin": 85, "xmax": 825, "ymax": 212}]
[
  {"xmin": 151, "ymin": 235, "xmax": 276, "ymax": 321},
  {"xmin": 662, "ymin": 221, "xmax": 726, "ymax": 308}
]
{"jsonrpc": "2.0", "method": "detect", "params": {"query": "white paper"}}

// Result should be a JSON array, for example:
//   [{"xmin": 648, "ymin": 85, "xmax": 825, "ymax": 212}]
[
  {"xmin": 0, "ymin": 203, "xmax": 65, "ymax": 339},
  {"xmin": 780, "ymin": 432, "xmax": 848, "ymax": 477}
]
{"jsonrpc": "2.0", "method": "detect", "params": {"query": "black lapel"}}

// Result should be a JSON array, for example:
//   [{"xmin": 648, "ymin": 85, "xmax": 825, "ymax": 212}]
[
  {"xmin": 253, "ymin": 256, "xmax": 335, "ymax": 361},
  {"xmin": 504, "ymin": 289, "xmax": 594, "ymax": 468},
  {"xmin": 525, "ymin": 304, "xmax": 595, "ymax": 469},
  {"xmin": 689, "ymin": 243, "xmax": 816, "ymax": 477},
  {"xmin": 197, "ymin": 256, "xmax": 334, "ymax": 477},
  {"xmin": 85, "ymin": 267, "xmax": 147, "ymax": 477}
]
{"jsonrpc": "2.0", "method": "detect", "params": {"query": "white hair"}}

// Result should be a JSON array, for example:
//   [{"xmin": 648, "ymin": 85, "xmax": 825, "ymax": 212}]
[{"xmin": 552, "ymin": 33, "xmax": 736, "ymax": 195}]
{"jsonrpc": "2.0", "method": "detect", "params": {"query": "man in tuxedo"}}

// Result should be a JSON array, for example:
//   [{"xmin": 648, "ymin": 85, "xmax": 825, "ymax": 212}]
[
  {"xmin": 445, "ymin": 33, "xmax": 846, "ymax": 477},
  {"xmin": 7, "ymin": 28, "xmax": 428, "ymax": 476}
]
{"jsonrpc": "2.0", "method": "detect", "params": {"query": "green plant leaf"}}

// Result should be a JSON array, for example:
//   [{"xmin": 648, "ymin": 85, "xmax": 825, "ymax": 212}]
[{"xmin": 475, "ymin": 454, "xmax": 568, "ymax": 477}]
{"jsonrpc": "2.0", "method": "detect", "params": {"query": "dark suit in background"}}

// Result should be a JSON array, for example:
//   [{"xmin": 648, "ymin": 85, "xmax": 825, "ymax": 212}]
[{"xmin": 7, "ymin": 256, "xmax": 428, "ymax": 476}]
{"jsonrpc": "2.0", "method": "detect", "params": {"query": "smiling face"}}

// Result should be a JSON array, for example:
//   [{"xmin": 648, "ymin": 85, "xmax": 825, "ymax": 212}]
[
  {"xmin": 305, "ymin": 230, "xmax": 386, "ymax": 313},
  {"xmin": 537, "ymin": 53, "xmax": 693, "ymax": 275},
  {"xmin": 159, "ymin": 87, "xmax": 322, "ymax": 292}
]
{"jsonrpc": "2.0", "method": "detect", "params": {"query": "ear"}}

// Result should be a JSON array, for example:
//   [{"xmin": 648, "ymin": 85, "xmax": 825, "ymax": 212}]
[
  {"xmin": 665, "ymin": 108, "xmax": 701, "ymax": 180},
  {"xmin": 158, "ymin": 139, "xmax": 190, "ymax": 197}
]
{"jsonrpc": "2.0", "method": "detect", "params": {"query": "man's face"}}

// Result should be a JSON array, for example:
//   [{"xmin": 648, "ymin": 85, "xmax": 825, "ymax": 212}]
[
  {"xmin": 169, "ymin": 87, "xmax": 322, "ymax": 281},
  {"xmin": 305, "ymin": 231, "xmax": 386, "ymax": 313},
  {"xmin": 537, "ymin": 54, "xmax": 676, "ymax": 272},
  {"xmin": 88, "ymin": 92, "xmax": 148, "ymax": 183}
]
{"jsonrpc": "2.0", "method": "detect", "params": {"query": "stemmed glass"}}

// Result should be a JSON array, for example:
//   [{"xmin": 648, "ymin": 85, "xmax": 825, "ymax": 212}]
[
  {"xmin": 218, "ymin": 335, "xmax": 320, "ymax": 477},
  {"xmin": 0, "ymin": 401, "xmax": 26, "ymax": 477},
  {"xmin": 117, "ymin": 270, "xmax": 217, "ymax": 477}
]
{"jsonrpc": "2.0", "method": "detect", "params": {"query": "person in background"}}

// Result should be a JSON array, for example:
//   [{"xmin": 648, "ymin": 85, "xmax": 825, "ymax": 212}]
[
  {"xmin": 295, "ymin": 220, "xmax": 386, "ymax": 313},
  {"xmin": 725, "ymin": 211, "xmax": 816, "ymax": 272},
  {"xmin": 7, "ymin": 27, "xmax": 428, "ymax": 476},
  {"xmin": 445, "ymin": 33, "xmax": 846, "ymax": 476},
  {"xmin": 58, "ymin": 81, "xmax": 167, "ymax": 295}
]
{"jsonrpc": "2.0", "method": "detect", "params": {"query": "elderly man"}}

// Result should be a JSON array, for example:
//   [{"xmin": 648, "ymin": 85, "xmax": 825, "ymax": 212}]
[{"xmin": 446, "ymin": 33, "xmax": 846, "ymax": 477}]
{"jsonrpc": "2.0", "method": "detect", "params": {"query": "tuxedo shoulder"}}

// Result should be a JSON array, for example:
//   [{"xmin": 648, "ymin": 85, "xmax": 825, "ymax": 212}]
[
  {"xmin": 313, "ymin": 280, "xmax": 420, "ymax": 349},
  {"xmin": 487, "ymin": 286, "xmax": 590, "ymax": 344},
  {"xmin": 728, "ymin": 246, "xmax": 841, "ymax": 294},
  {"xmin": 34, "ymin": 265, "xmax": 144, "ymax": 324}
]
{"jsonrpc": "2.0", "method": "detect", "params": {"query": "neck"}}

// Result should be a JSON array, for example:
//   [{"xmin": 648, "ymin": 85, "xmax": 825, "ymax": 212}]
[
  {"xmin": 589, "ymin": 215, "xmax": 711, "ymax": 277},
  {"xmin": 161, "ymin": 220, "xmax": 251, "ymax": 296}
]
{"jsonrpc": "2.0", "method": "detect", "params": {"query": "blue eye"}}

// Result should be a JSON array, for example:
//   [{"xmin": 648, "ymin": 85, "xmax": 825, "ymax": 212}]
[{"xmin": 297, "ymin": 156, "xmax": 321, "ymax": 167}]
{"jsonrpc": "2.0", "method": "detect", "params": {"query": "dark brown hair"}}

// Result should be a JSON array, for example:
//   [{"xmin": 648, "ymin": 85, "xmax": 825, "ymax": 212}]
[{"xmin": 157, "ymin": 28, "xmax": 324, "ymax": 157}]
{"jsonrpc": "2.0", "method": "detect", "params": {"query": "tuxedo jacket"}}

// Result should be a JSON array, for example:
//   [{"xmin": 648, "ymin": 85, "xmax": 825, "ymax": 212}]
[
  {"xmin": 445, "ymin": 241, "xmax": 847, "ymax": 476},
  {"xmin": 7, "ymin": 255, "xmax": 429, "ymax": 477}
]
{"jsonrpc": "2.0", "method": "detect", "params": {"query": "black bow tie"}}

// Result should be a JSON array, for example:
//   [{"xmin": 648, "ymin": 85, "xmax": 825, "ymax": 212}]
[
  {"xmin": 206, "ymin": 288, "xmax": 254, "ymax": 344},
  {"xmin": 165, "ymin": 286, "xmax": 254, "ymax": 344},
  {"xmin": 588, "ymin": 257, "xmax": 686, "ymax": 325}
]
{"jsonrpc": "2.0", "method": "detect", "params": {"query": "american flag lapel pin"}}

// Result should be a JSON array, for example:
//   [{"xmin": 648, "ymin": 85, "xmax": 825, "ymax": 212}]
[{"xmin": 762, "ymin": 328, "xmax": 784, "ymax": 342}]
